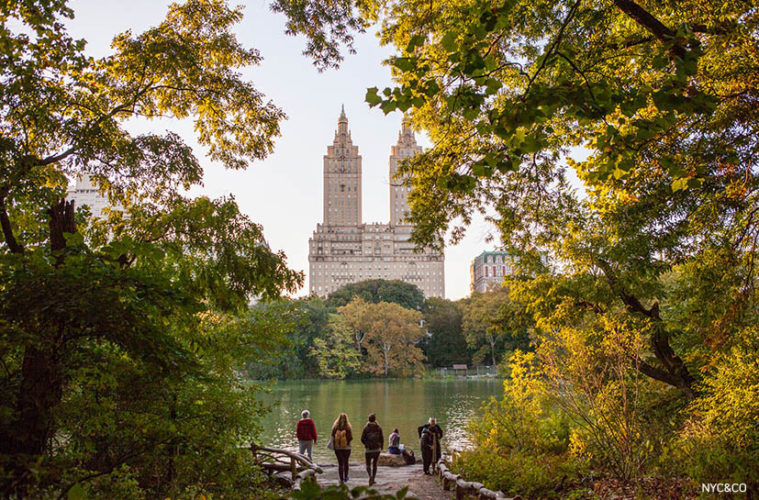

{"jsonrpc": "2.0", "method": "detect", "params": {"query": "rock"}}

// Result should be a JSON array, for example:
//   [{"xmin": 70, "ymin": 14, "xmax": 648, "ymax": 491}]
[{"xmin": 378, "ymin": 452, "xmax": 407, "ymax": 466}]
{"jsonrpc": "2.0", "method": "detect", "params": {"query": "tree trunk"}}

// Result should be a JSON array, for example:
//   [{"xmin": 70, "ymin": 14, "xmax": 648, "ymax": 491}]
[
  {"xmin": 0, "ymin": 200, "xmax": 76, "ymax": 495},
  {"xmin": 383, "ymin": 345, "xmax": 390, "ymax": 376},
  {"xmin": 597, "ymin": 259, "xmax": 696, "ymax": 399},
  {"xmin": 489, "ymin": 334, "xmax": 497, "ymax": 366}
]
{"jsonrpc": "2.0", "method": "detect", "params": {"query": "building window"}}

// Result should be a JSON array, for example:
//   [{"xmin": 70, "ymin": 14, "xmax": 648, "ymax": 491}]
[
  {"xmin": 502, "ymin": 265, "xmax": 507, "ymax": 276},
  {"xmin": 485, "ymin": 267, "xmax": 489, "ymax": 277},
  {"xmin": 493, "ymin": 266, "xmax": 497, "ymax": 276}
]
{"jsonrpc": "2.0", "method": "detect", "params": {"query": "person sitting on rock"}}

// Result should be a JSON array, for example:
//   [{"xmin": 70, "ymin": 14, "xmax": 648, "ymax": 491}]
[{"xmin": 388, "ymin": 428, "xmax": 401, "ymax": 455}]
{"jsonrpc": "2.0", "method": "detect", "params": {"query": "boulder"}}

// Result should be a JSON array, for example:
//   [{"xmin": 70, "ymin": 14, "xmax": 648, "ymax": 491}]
[{"xmin": 378, "ymin": 453, "xmax": 407, "ymax": 467}]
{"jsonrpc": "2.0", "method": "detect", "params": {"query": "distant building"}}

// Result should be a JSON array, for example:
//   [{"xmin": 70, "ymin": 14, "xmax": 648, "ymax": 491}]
[
  {"xmin": 67, "ymin": 174, "xmax": 110, "ymax": 218},
  {"xmin": 308, "ymin": 109, "xmax": 445, "ymax": 298},
  {"xmin": 470, "ymin": 250, "xmax": 513, "ymax": 293}
]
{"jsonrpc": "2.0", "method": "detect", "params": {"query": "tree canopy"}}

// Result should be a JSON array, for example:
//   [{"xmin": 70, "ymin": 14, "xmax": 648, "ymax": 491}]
[{"xmin": 326, "ymin": 278, "xmax": 425, "ymax": 311}]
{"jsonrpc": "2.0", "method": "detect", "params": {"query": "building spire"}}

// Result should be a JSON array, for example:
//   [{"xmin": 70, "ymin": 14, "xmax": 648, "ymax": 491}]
[
  {"xmin": 337, "ymin": 105, "xmax": 349, "ymax": 135},
  {"xmin": 397, "ymin": 115, "xmax": 416, "ymax": 145}
]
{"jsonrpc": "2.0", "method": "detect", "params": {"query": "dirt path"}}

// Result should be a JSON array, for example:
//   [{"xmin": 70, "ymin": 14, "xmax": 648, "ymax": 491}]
[{"xmin": 316, "ymin": 462, "xmax": 452, "ymax": 500}]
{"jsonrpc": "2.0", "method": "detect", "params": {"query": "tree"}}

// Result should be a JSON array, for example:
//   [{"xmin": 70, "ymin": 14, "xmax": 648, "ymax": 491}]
[
  {"xmin": 422, "ymin": 297, "xmax": 469, "ymax": 367},
  {"xmin": 326, "ymin": 279, "xmax": 425, "ymax": 311},
  {"xmin": 330, "ymin": 298, "xmax": 426, "ymax": 376},
  {"xmin": 336, "ymin": 296, "xmax": 373, "ymax": 353},
  {"xmin": 313, "ymin": 313, "xmax": 362, "ymax": 379},
  {"xmin": 461, "ymin": 288, "xmax": 532, "ymax": 366},
  {"xmin": 363, "ymin": 301, "xmax": 426, "ymax": 376},
  {"xmin": 245, "ymin": 296, "xmax": 329, "ymax": 379},
  {"xmin": 0, "ymin": 1, "xmax": 301, "ymax": 495}
]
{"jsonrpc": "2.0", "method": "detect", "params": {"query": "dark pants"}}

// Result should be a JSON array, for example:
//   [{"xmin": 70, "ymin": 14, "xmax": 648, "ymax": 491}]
[
  {"xmin": 421, "ymin": 445, "xmax": 433, "ymax": 473},
  {"xmin": 335, "ymin": 449, "xmax": 351, "ymax": 482},
  {"xmin": 365, "ymin": 451, "xmax": 380, "ymax": 480}
]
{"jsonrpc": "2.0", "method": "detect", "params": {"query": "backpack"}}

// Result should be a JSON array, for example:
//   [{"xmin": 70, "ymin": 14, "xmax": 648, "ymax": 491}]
[
  {"xmin": 403, "ymin": 449, "xmax": 416, "ymax": 465},
  {"xmin": 334, "ymin": 429, "xmax": 348, "ymax": 449}
]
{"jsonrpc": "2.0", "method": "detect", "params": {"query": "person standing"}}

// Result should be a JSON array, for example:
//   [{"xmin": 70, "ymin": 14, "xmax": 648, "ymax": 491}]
[
  {"xmin": 388, "ymin": 428, "xmax": 401, "ymax": 455},
  {"xmin": 296, "ymin": 410, "xmax": 317, "ymax": 460},
  {"xmin": 418, "ymin": 417, "xmax": 443, "ymax": 475},
  {"xmin": 360, "ymin": 413, "xmax": 384, "ymax": 486},
  {"xmin": 331, "ymin": 413, "xmax": 353, "ymax": 483}
]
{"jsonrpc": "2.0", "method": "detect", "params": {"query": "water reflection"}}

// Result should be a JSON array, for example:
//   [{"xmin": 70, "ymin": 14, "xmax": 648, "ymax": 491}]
[{"xmin": 257, "ymin": 379, "xmax": 503, "ymax": 463}]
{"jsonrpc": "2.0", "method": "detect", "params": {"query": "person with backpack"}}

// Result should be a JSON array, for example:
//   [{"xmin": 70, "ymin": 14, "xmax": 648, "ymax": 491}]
[
  {"xmin": 330, "ymin": 413, "xmax": 353, "ymax": 483},
  {"xmin": 418, "ymin": 417, "xmax": 443, "ymax": 475},
  {"xmin": 296, "ymin": 409, "xmax": 317, "ymax": 460},
  {"xmin": 360, "ymin": 413, "xmax": 384, "ymax": 486}
]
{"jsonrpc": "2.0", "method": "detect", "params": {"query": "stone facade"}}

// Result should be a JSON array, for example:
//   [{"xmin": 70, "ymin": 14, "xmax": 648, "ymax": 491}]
[
  {"xmin": 67, "ymin": 174, "xmax": 111, "ymax": 218},
  {"xmin": 470, "ymin": 250, "xmax": 514, "ymax": 293},
  {"xmin": 308, "ymin": 110, "xmax": 445, "ymax": 298}
]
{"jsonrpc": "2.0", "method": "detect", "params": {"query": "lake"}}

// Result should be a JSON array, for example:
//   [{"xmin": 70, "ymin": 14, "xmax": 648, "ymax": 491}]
[{"xmin": 257, "ymin": 378, "xmax": 504, "ymax": 463}]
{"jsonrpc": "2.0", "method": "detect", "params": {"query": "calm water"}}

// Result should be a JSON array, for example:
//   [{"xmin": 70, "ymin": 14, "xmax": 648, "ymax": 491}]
[{"xmin": 257, "ymin": 378, "xmax": 503, "ymax": 463}]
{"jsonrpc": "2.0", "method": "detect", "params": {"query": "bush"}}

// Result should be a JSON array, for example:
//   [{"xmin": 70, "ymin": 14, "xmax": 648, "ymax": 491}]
[
  {"xmin": 451, "ymin": 352, "xmax": 587, "ymax": 497},
  {"xmin": 664, "ymin": 337, "xmax": 759, "ymax": 491},
  {"xmin": 452, "ymin": 449, "xmax": 586, "ymax": 498}
]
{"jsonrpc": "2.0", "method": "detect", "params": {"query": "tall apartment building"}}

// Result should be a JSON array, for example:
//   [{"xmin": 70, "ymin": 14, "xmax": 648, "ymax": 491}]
[
  {"xmin": 470, "ymin": 250, "xmax": 514, "ymax": 293},
  {"xmin": 308, "ymin": 109, "xmax": 445, "ymax": 298},
  {"xmin": 67, "ymin": 174, "xmax": 110, "ymax": 218}
]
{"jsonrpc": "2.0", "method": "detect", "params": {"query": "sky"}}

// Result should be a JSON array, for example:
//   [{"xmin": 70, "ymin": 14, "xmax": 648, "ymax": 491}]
[{"xmin": 67, "ymin": 0, "xmax": 501, "ymax": 300}]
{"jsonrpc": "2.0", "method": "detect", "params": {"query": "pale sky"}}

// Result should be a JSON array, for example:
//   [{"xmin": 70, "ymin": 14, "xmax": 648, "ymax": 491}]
[{"xmin": 67, "ymin": 0, "xmax": 500, "ymax": 300}]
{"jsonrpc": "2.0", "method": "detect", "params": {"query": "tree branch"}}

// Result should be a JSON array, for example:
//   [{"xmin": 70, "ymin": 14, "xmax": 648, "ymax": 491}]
[
  {"xmin": 0, "ymin": 198, "xmax": 23, "ymax": 254},
  {"xmin": 611, "ymin": 0, "xmax": 686, "ymax": 58}
]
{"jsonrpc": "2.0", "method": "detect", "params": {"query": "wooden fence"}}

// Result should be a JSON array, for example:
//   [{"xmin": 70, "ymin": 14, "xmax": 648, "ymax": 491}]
[
  {"xmin": 249, "ymin": 444, "xmax": 323, "ymax": 490},
  {"xmin": 435, "ymin": 453, "xmax": 521, "ymax": 500}
]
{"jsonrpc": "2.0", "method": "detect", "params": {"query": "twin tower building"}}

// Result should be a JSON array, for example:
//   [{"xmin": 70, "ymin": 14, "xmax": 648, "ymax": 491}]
[{"xmin": 308, "ymin": 108, "xmax": 445, "ymax": 298}]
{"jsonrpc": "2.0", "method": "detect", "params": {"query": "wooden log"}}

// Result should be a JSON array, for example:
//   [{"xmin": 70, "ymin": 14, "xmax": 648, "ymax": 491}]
[
  {"xmin": 478, "ymin": 487, "xmax": 500, "ymax": 499},
  {"xmin": 456, "ymin": 478, "xmax": 478, "ymax": 500},
  {"xmin": 293, "ymin": 469, "xmax": 317, "ymax": 491}
]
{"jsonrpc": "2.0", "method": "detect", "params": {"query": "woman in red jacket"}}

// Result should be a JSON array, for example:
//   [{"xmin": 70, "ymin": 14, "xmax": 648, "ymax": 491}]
[{"xmin": 296, "ymin": 409, "xmax": 317, "ymax": 460}]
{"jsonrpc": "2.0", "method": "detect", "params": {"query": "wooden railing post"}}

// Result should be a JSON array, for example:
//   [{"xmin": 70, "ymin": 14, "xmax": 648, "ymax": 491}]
[{"xmin": 291, "ymin": 456, "xmax": 297, "ymax": 482}]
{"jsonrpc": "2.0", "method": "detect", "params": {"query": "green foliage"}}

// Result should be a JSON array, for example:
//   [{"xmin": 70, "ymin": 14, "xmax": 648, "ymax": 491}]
[
  {"xmin": 0, "ymin": 0, "xmax": 302, "ymax": 496},
  {"xmin": 421, "ymin": 297, "xmax": 469, "ymax": 367},
  {"xmin": 460, "ymin": 287, "xmax": 533, "ymax": 366},
  {"xmin": 290, "ymin": 478, "xmax": 415, "ymax": 499},
  {"xmin": 311, "ymin": 313, "xmax": 362, "ymax": 379},
  {"xmin": 245, "ymin": 297, "xmax": 329, "ymax": 379},
  {"xmin": 326, "ymin": 279, "xmax": 425, "ymax": 311}
]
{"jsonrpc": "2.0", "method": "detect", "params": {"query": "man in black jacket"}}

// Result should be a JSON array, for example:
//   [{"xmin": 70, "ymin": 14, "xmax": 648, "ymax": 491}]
[
  {"xmin": 417, "ymin": 417, "xmax": 443, "ymax": 475},
  {"xmin": 360, "ymin": 413, "xmax": 384, "ymax": 486}
]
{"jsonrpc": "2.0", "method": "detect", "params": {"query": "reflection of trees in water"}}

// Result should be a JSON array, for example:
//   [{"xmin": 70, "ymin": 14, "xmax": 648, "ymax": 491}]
[{"xmin": 257, "ymin": 379, "xmax": 502, "ymax": 461}]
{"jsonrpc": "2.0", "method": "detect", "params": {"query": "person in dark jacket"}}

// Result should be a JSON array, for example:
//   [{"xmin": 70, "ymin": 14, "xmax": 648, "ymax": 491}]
[
  {"xmin": 296, "ymin": 409, "xmax": 317, "ymax": 459},
  {"xmin": 331, "ymin": 413, "xmax": 353, "ymax": 483},
  {"xmin": 417, "ymin": 417, "xmax": 443, "ymax": 475},
  {"xmin": 360, "ymin": 413, "xmax": 384, "ymax": 486}
]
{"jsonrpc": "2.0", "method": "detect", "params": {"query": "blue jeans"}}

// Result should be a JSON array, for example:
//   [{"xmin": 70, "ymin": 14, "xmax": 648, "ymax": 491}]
[
  {"xmin": 388, "ymin": 446, "xmax": 401, "ymax": 454},
  {"xmin": 298, "ymin": 440, "xmax": 313, "ymax": 459}
]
